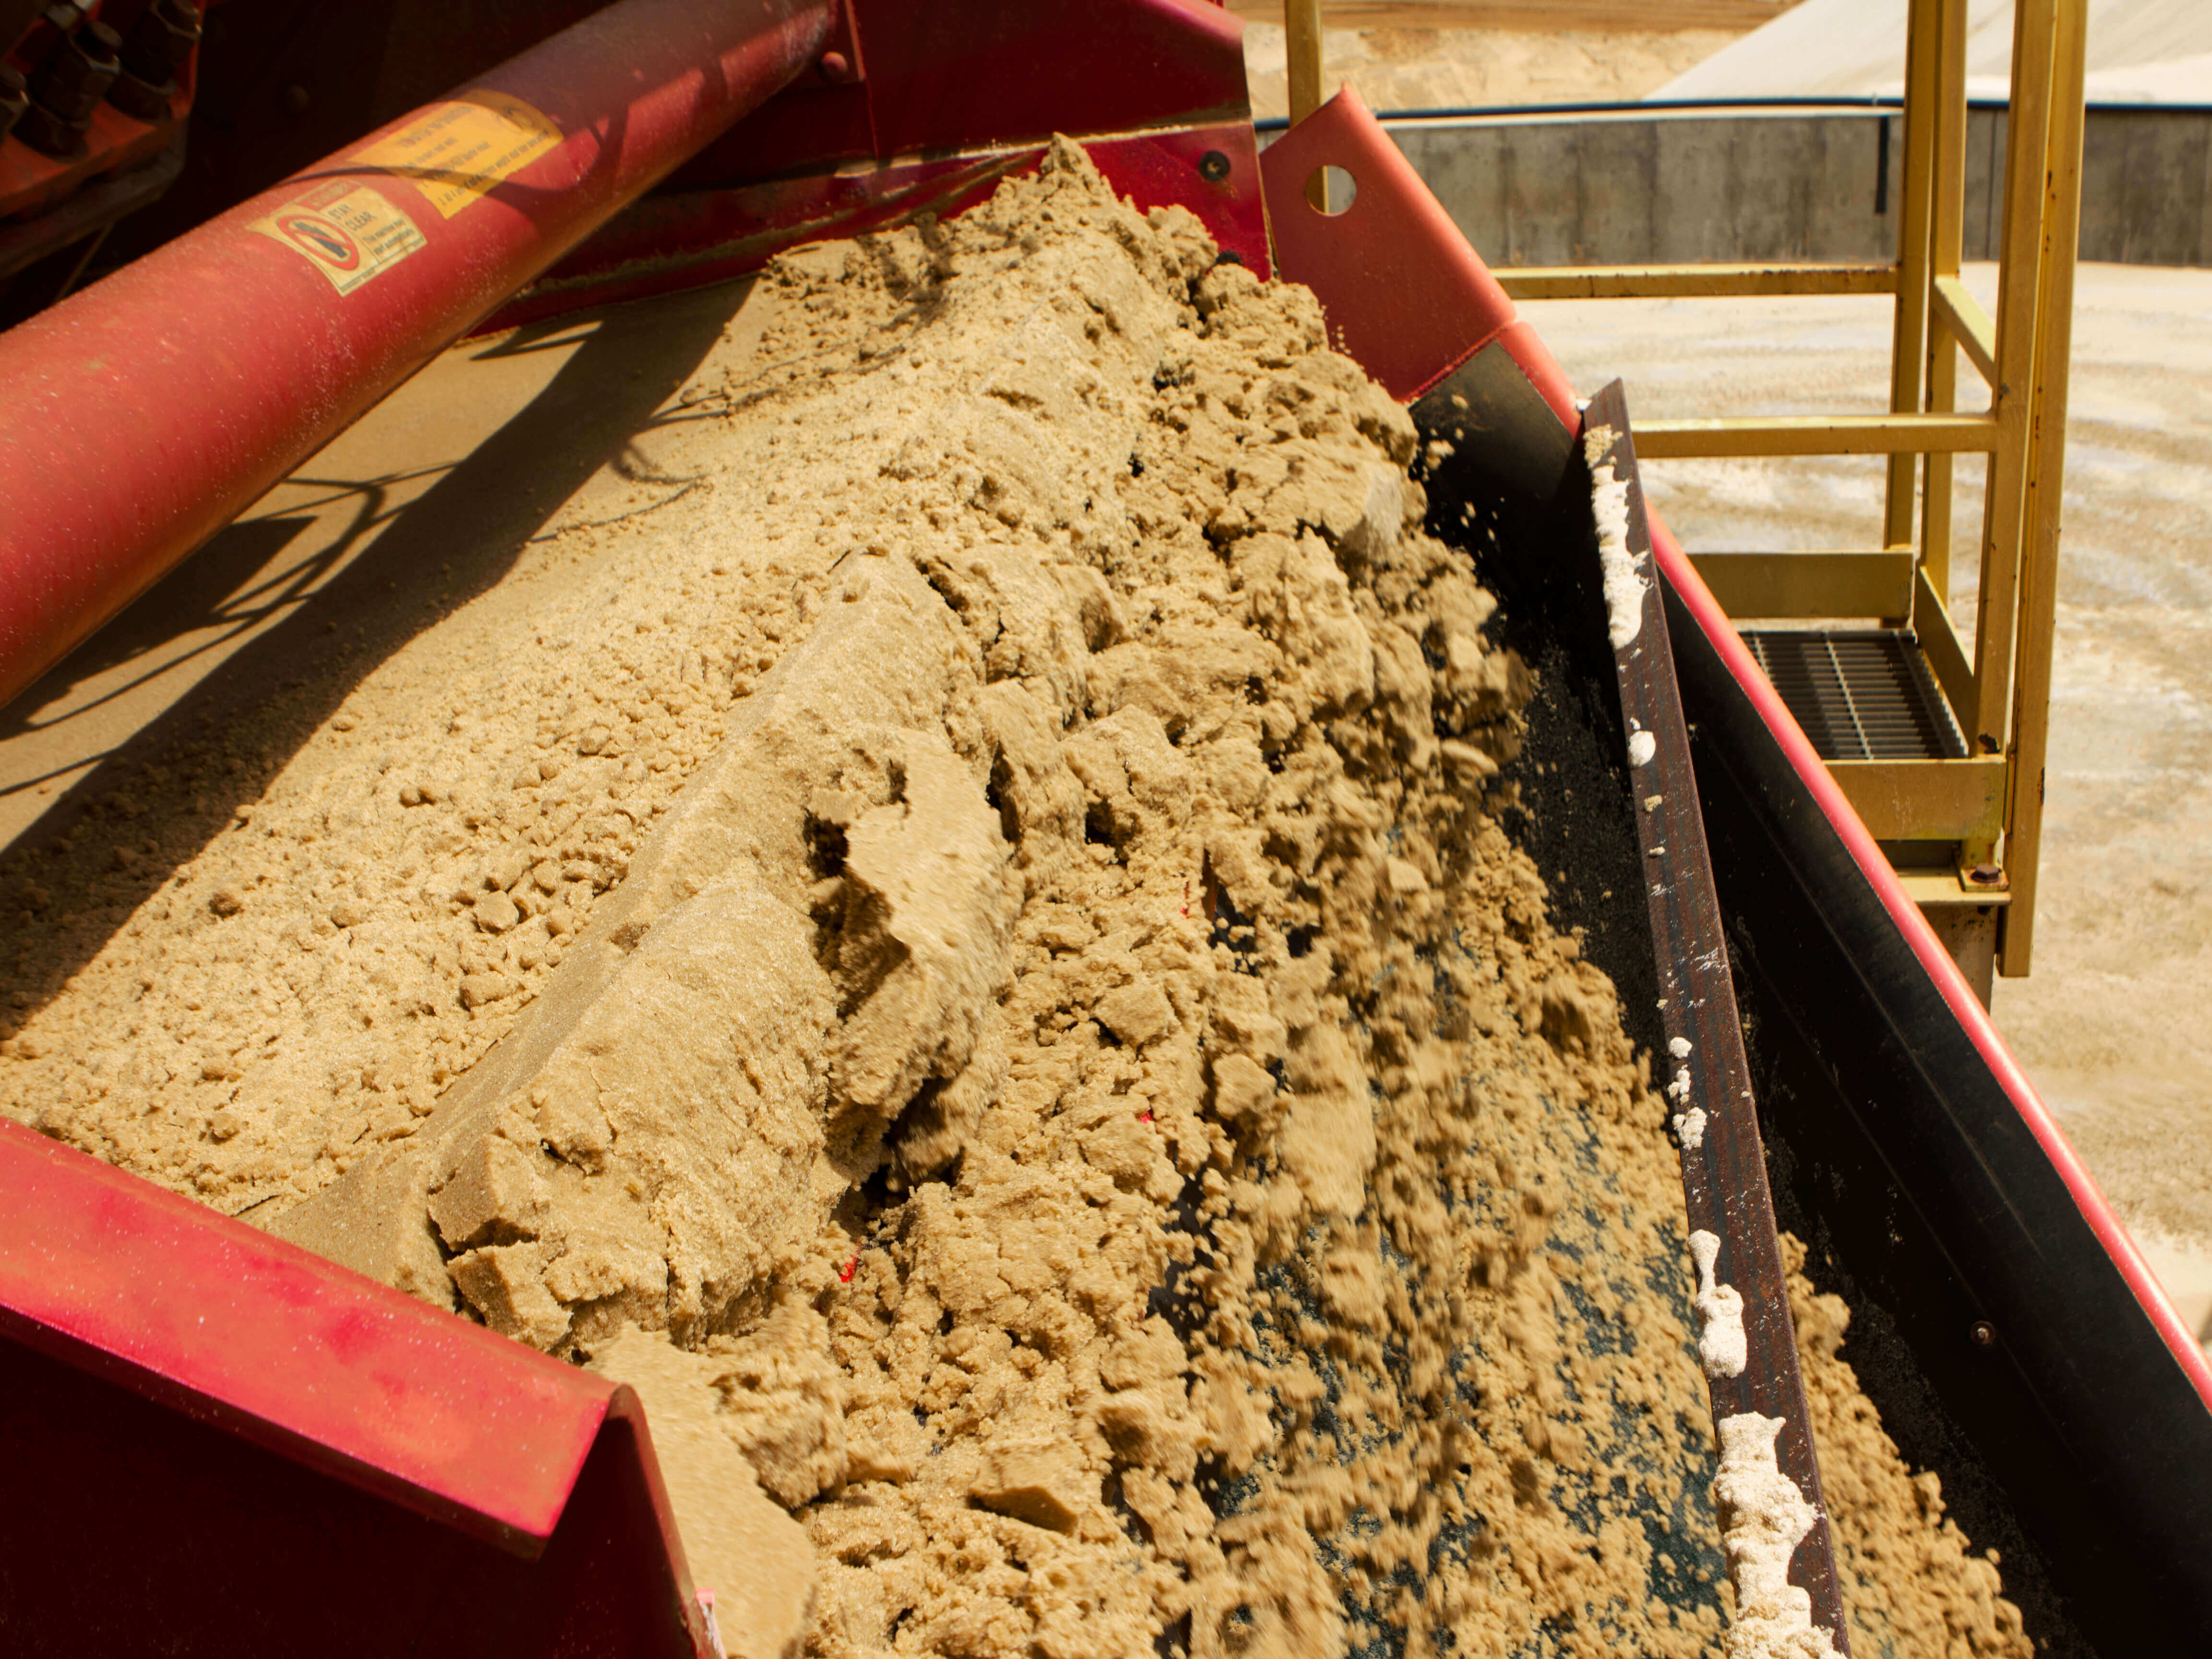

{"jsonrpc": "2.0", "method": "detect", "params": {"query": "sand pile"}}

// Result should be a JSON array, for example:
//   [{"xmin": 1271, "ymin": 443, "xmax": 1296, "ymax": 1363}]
[{"xmin": 0, "ymin": 144, "xmax": 2029, "ymax": 1659}]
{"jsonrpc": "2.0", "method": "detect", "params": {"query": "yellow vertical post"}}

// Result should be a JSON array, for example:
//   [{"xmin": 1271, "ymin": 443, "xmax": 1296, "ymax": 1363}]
[
  {"xmin": 1920, "ymin": 0, "xmax": 1970, "ymax": 609},
  {"xmin": 1884, "ymin": 0, "xmax": 1942, "ymax": 557},
  {"xmin": 1285, "ymin": 0, "xmax": 1327, "ymax": 206},
  {"xmin": 1971, "ymin": 0, "xmax": 2059, "ymax": 757},
  {"xmin": 1285, "ymin": 0, "xmax": 1324, "ymax": 123},
  {"xmin": 1998, "ymin": 0, "xmax": 2088, "ymax": 976}
]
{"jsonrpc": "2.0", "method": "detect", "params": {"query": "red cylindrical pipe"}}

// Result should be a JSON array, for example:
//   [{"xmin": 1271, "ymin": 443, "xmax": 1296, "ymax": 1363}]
[{"xmin": 0, "ymin": 0, "xmax": 833, "ymax": 713}]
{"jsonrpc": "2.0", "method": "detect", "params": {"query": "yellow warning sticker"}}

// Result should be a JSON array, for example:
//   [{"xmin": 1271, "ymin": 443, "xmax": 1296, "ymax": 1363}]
[
  {"xmin": 249, "ymin": 180, "xmax": 427, "ymax": 295},
  {"xmin": 352, "ymin": 91, "xmax": 563, "ymax": 219}
]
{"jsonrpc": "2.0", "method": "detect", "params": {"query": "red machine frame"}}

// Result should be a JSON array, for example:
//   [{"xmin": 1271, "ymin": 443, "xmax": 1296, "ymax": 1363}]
[{"xmin": 1, "ymin": 1, "xmax": 2208, "ymax": 1652}]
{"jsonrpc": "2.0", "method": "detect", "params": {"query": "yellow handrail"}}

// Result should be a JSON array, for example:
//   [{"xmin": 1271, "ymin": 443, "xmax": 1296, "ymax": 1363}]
[{"xmin": 1470, "ymin": 0, "xmax": 2087, "ymax": 992}]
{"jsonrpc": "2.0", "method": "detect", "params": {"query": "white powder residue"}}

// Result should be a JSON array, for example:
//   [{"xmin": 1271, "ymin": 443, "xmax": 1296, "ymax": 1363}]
[
  {"xmin": 1584, "ymin": 425, "xmax": 1647, "ymax": 649},
  {"xmin": 1673, "ymin": 1106, "xmax": 1707, "ymax": 1149},
  {"xmin": 1712, "ymin": 1412, "xmax": 1841, "ymax": 1659},
  {"xmin": 1628, "ymin": 730, "xmax": 1657, "ymax": 767},
  {"xmin": 1668, "ymin": 1036, "xmax": 1693, "ymax": 1059},
  {"xmin": 1690, "ymin": 1228, "xmax": 1748, "ymax": 1379}
]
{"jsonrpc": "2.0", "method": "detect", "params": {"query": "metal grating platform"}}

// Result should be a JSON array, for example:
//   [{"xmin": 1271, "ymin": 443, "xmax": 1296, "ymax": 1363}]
[{"xmin": 1741, "ymin": 629, "xmax": 1969, "ymax": 763}]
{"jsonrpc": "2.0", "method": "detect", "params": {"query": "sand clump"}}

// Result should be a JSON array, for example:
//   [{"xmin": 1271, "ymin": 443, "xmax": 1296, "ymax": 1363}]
[
  {"xmin": 1785, "ymin": 1239, "xmax": 2032, "ymax": 1659},
  {"xmin": 2, "ymin": 144, "xmax": 2031, "ymax": 1659}
]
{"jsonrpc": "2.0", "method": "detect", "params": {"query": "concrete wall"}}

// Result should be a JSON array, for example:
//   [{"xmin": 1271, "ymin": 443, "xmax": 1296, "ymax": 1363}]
[
  {"xmin": 1370, "ymin": 105, "xmax": 2212, "ymax": 270},
  {"xmin": 2079, "ymin": 108, "xmax": 2212, "ymax": 266}
]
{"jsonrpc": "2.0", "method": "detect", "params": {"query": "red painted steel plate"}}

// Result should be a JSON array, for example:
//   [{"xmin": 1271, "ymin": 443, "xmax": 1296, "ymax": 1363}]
[
  {"xmin": 0, "ymin": 1120, "xmax": 614, "ymax": 1552},
  {"xmin": 1257, "ymin": 85, "xmax": 1575, "ymax": 415},
  {"xmin": 681, "ymin": 0, "xmax": 1250, "ymax": 187},
  {"xmin": 490, "ymin": 120, "xmax": 1272, "ymax": 333}
]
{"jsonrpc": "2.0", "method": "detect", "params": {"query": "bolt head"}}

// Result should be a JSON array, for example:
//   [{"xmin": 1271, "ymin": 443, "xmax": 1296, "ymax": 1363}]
[
  {"xmin": 16, "ymin": 99, "xmax": 86, "ymax": 156},
  {"xmin": 124, "ymin": 0, "xmax": 200, "ymax": 81},
  {"xmin": 1198, "ymin": 149, "xmax": 1231, "ymax": 183},
  {"xmin": 1971, "ymin": 1319, "xmax": 1996, "ymax": 1346},
  {"xmin": 106, "ymin": 65, "xmax": 171, "ymax": 120},
  {"xmin": 817, "ymin": 49, "xmax": 853, "ymax": 84}
]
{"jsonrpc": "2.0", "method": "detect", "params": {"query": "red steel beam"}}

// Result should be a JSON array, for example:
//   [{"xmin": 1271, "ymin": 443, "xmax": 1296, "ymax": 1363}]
[
  {"xmin": 0, "ymin": 0, "xmax": 834, "ymax": 714},
  {"xmin": 0, "ymin": 1120, "xmax": 710, "ymax": 1655}
]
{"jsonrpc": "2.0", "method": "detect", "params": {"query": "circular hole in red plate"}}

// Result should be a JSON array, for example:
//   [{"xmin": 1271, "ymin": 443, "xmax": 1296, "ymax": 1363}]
[{"xmin": 1301, "ymin": 165, "xmax": 1357, "ymax": 216}]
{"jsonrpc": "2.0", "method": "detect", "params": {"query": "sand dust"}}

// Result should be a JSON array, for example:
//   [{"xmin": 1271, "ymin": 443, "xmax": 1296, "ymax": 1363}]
[{"xmin": 0, "ymin": 144, "xmax": 2029, "ymax": 1659}]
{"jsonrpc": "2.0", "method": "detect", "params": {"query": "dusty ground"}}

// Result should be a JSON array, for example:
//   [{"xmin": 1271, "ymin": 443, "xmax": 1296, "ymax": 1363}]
[
  {"xmin": 1517, "ymin": 264, "xmax": 2212, "ymax": 1346},
  {"xmin": 1227, "ymin": 0, "xmax": 1795, "ymax": 120}
]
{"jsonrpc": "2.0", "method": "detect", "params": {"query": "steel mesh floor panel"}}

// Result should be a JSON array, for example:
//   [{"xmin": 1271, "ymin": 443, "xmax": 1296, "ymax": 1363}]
[{"xmin": 1740, "ymin": 628, "xmax": 1969, "ymax": 762}]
